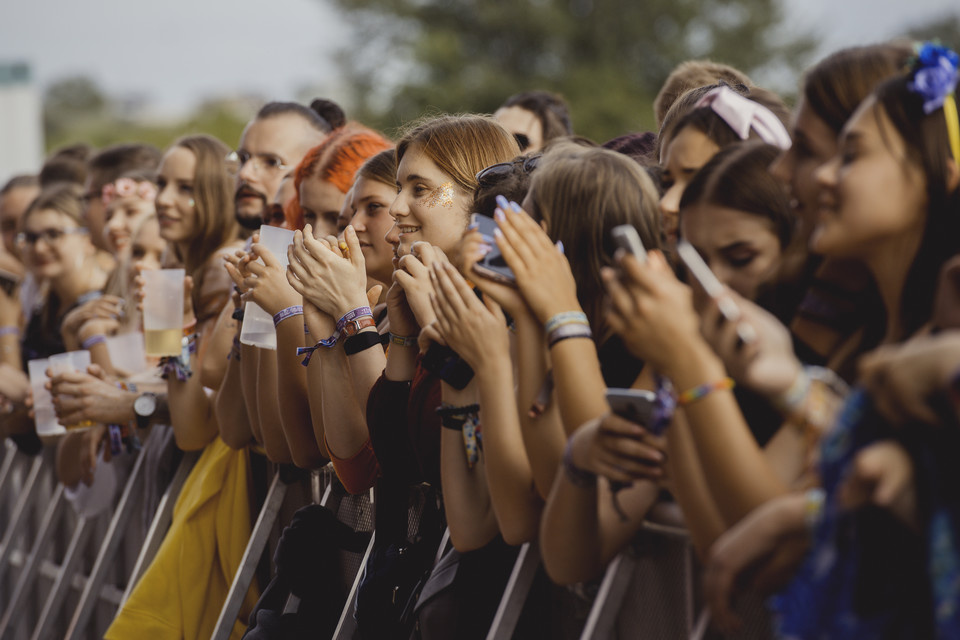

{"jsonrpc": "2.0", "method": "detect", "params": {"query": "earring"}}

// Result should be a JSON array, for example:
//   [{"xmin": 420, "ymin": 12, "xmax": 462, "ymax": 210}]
[{"xmin": 189, "ymin": 198, "xmax": 195, "ymax": 207}]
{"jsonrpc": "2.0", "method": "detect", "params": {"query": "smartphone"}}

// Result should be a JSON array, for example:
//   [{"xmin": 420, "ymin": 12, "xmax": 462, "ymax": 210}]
[
  {"xmin": 470, "ymin": 213, "xmax": 517, "ymax": 287},
  {"xmin": 676, "ymin": 240, "xmax": 756, "ymax": 345},
  {"xmin": 611, "ymin": 225, "xmax": 647, "ymax": 262},
  {"xmin": 0, "ymin": 269, "xmax": 20, "ymax": 297},
  {"xmin": 606, "ymin": 388, "xmax": 657, "ymax": 429}
]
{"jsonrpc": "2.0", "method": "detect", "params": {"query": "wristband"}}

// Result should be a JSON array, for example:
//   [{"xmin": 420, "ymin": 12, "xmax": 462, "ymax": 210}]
[
  {"xmin": 389, "ymin": 333, "xmax": 418, "ymax": 348},
  {"xmin": 344, "ymin": 331, "xmax": 383, "ymax": 355},
  {"xmin": 436, "ymin": 404, "xmax": 482, "ymax": 467},
  {"xmin": 562, "ymin": 437, "xmax": 597, "ymax": 488},
  {"xmin": 547, "ymin": 323, "xmax": 593, "ymax": 348},
  {"xmin": 81, "ymin": 334, "xmax": 107, "ymax": 349},
  {"xmin": 545, "ymin": 311, "xmax": 589, "ymax": 335},
  {"xmin": 676, "ymin": 377, "xmax": 735, "ymax": 406},
  {"xmin": 0, "ymin": 326, "xmax": 19, "ymax": 338},
  {"xmin": 773, "ymin": 367, "xmax": 811, "ymax": 415},
  {"xmin": 336, "ymin": 306, "xmax": 372, "ymax": 333},
  {"xmin": 231, "ymin": 308, "xmax": 245, "ymax": 322},
  {"xmin": 182, "ymin": 318, "xmax": 197, "ymax": 336},
  {"xmin": 341, "ymin": 315, "xmax": 376, "ymax": 337},
  {"xmin": 273, "ymin": 305, "xmax": 304, "ymax": 328}
]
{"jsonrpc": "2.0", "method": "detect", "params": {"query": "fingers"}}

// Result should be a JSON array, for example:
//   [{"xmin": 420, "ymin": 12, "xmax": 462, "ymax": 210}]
[
  {"xmin": 251, "ymin": 244, "xmax": 278, "ymax": 268},
  {"xmin": 344, "ymin": 226, "xmax": 365, "ymax": 268},
  {"xmin": 601, "ymin": 266, "xmax": 637, "ymax": 320},
  {"xmin": 366, "ymin": 285, "xmax": 383, "ymax": 308}
]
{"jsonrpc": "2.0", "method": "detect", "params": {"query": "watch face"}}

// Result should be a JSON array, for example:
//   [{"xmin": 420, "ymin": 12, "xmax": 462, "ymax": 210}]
[{"xmin": 134, "ymin": 393, "xmax": 156, "ymax": 417}]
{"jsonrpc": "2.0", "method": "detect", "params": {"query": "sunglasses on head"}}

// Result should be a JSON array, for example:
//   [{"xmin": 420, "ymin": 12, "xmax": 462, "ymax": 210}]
[
  {"xmin": 475, "ymin": 155, "xmax": 541, "ymax": 188},
  {"xmin": 513, "ymin": 133, "xmax": 531, "ymax": 151}
]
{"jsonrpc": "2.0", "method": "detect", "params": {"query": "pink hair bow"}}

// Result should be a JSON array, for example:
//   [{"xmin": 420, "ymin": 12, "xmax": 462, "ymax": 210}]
[{"xmin": 695, "ymin": 86, "xmax": 792, "ymax": 150}]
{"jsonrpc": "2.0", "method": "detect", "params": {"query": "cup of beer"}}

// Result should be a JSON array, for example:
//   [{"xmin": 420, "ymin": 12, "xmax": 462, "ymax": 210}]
[{"xmin": 142, "ymin": 268, "xmax": 185, "ymax": 356}]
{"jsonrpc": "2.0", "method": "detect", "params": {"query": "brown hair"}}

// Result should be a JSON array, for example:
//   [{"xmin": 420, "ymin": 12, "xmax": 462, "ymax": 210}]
[
  {"xmin": 88, "ymin": 143, "xmax": 162, "ymax": 191},
  {"xmin": 528, "ymin": 143, "xmax": 662, "ymax": 338},
  {"xmin": 358, "ymin": 148, "xmax": 399, "ymax": 189},
  {"xmin": 679, "ymin": 141, "xmax": 794, "ymax": 246},
  {"xmin": 500, "ymin": 91, "xmax": 574, "ymax": 142},
  {"xmin": 871, "ymin": 55, "xmax": 960, "ymax": 340},
  {"xmin": 396, "ymin": 114, "xmax": 521, "ymax": 215},
  {"xmin": 22, "ymin": 182, "xmax": 86, "ymax": 229},
  {"xmin": 654, "ymin": 60, "xmax": 754, "ymax": 128},
  {"xmin": 803, "ymin": 42, "xmax": 913, "ymax": 134},
  {"xmin": 169, "ymin": 135, "xmax": 239, "ymax": 289}
]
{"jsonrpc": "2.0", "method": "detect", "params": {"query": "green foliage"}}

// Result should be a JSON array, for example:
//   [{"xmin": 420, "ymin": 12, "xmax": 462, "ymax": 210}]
[
  {"xmin": 328, "ymin": 0, "xmax": 816, "ymax": 142},
  {"xmin": 43, "ymin": 78, "xmax": 250, "ymax": 154},
  {"xmin": 905, "ymin": 12, "xmax": 960, "ymax": 50}
]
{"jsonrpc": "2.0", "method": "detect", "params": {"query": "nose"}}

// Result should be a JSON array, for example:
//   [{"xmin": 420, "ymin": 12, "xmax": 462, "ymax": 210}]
[
  {"xmin": 156, "ymin": 184, "xmax": 174, "ymax": 212},
  {"xmin": 238, "ymin": 158, "xmax": 259, "ymax": 185},
  {"xmin": 351, "ymin": 211, "xmax": 367, "ymax": 233},
  {"xmin": 388, "ymin": 190, "xmax": 408, "ymax": 219},
  {"xmin": 384, "ymin": 220, "xmax": 400, "ymax": 247},
  {"xmin": 659, "ymin": 183, "xmax": 681, "ymax": 218},
  {"xmin": 814, "ymin": 155, "xmax": 840, "ymax": 190}
]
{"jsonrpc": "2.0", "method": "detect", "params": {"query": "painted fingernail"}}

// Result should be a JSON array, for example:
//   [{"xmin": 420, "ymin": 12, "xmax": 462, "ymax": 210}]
[
  {"xmin": 509, "ymin": 201, "xmax": 523, "ymax": 213},
  {"xmin": 494, "ymin": 208, "xmax": 506, "ymax": 222},
  {"xmin": 494, "ymin": 228, "xmax": 504, "ymax": 240},
  {"xmin": 478, "ymin": 243, "xmax": 493, "ymax": 255},
  {"xmin": 556, "ymin": 240, "xmax": 564, "ymax": 254},
  {"xmin": 466, "ymin": 222, "xmax": 478, "ymax": 231},
  {"xmin": 495, "ymin": 195, "xmax": 510, "ymax": 210}
]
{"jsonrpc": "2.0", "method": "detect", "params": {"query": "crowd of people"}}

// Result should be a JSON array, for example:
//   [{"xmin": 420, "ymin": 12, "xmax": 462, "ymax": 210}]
[{"xmin": 0, "ymin": 37, "xmax": 958, "ymax": 639}]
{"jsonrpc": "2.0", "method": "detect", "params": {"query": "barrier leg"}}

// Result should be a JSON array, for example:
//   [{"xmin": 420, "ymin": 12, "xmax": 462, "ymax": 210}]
[
  {"xmin": 0, "ymin": 455, "xmax": 44, "ymax": 583},
  {"xmin": 485, "ymin": 541, "xmax": 543, "ymax": 640},
  {"xmin": 28, "ymin": 516, "xmax": 93, "ymax": 640},
  {"xmin": 578, "ymin": 551, "xmax": 638, "ymax": 640},
  {"xmin": 210, "ymin": 472, "xmax": 288, "ymax": 640}
]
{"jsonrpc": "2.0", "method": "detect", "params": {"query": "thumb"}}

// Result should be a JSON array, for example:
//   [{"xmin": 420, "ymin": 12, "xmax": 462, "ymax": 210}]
[
  {"xmin": 366, "ymin": 284, "xmax": 384, "ymax": 308},
  {"xmin": 184, "ymin": 275, "xmax": 194, "ymax": 298},
  {"xmin": 344, "ymin": 226, "xmax": 365, "ymax": 267}
]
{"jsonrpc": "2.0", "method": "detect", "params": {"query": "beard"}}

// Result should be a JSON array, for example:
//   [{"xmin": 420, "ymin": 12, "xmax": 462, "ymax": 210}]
[{"xmin": 234, "ymin": 182, "xmax": 267, "ymax": 230}]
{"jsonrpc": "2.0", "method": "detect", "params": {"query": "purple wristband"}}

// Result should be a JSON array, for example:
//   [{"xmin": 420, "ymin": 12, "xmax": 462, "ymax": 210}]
[
  {"xmin": 336, "ymin": 306, "xmax": 372, "ymax": 333},
  {"xmin": 81, "ymin": 334, "xmax": 107, "ymax": 349},
  {"xmin": 0, "ymin": 326, "xmax": 19, "ymax": 338},
  {"xmin": 273, "ymin": 305, "xmax": 304, "ymax": 328}
]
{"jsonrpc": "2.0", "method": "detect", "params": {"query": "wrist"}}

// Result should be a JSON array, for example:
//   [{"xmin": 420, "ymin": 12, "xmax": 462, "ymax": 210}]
[{"xmin": 661, "ymin": 338, "xmax": 723, "ymax": 383}]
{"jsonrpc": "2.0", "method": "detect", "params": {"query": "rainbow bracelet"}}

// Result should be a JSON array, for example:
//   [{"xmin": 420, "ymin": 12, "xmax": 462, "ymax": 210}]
[{"xmin": 676, "ymin": 377, "xmax": 735, "ymax": 406}]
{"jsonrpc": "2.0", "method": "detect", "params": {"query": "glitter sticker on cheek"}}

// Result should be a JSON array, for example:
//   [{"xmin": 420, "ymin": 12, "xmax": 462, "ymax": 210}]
[{"xmin": 422, "ymin": 182, "xmax": 456, "ymax": 208}]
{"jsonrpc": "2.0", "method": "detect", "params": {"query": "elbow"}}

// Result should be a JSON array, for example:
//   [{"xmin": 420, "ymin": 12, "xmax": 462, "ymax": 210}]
[
  {"xmin": 449, "ymin": 526, "xmax": 497, "ymax": 553},
  {"xmin": 499, "ymin": 516, "xmax": 539, "ymax": 547},
  {"xmin": 174, "ymin": 431, "xmax": 213, "ymax": 452},
  {"xmin": 540, "ymin": 527, "xmax": 603, "ymax": 586},
  {"xmin": 290, "ymin": 447, "xmax": 326, "ymax": 470},
  {"xmin": 220, "ymin": 428, "xmax": 251, "ymax": 450},
  {"xmin": 263, "ymin": 440, "xmax": 294, "ymax": 465}
]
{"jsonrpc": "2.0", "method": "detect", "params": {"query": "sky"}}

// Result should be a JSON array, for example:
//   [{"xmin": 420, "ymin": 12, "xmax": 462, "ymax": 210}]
[{"xmin": 1, "ymin": 0, "xmax": 958, "ymax": 117}]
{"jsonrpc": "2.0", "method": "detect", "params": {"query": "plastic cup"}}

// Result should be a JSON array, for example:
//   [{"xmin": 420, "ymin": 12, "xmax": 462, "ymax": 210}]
[
  {"xmin": 106, "ymin": 332, "xmax": 147, "ymax": 375},
  {"xmin": 240, "ymin": 225, "xmax": 296, "ymax": 350},
  {"xmin": 28, "ymin": 358, "xmax": 62, "ymax": 436},
  {"xmin": 48, "ymin": 351, "xmax": 93, "ymax": 429},
  {"xmin": 142, "ymin": 269, "xmax": 185, "ymax": 356}
]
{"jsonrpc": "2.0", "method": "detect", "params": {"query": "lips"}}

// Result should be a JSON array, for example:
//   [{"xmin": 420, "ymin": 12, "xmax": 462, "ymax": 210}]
[
  {"xmin": 397, "ymin": 225, "xmax": 421, "ymax": 235},
  {"xmin": 236, "ymin": 186, "xmax": 264, "ymax": 201}
]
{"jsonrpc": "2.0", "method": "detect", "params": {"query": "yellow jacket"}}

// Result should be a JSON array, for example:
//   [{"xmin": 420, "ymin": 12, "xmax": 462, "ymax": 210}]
[{"xmin": 106, "ymin": 437, "xmax": 258, "ymax": 639}]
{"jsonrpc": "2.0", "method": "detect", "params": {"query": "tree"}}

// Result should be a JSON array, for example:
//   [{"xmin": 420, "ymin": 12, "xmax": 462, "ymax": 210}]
[
  {"xmin": 326, "ymin": 0, "xmax": 816, "ymax": 141},
  {"xmin": 43, "ymin": 76, "xmax": 108, "ymax": 140}
]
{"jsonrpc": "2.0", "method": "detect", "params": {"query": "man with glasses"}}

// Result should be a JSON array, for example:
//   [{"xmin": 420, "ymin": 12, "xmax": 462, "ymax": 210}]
[{"xmin": 229, "ymin": 102, "xmax": 333, "ymax": 233}]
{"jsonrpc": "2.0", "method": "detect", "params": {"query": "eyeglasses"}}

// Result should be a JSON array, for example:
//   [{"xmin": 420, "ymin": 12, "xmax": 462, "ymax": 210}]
[
  {"xmin": 225, "ymin": 151, "xmax": 288, "ymax": 175},
  {"xmin": 476, "ymin": 155, "xmax": 541, "ymax": 187},
  {"xmin": 16, "ymin": 227, "xmax": 88, "ymax": 247},
  {"xmin": 513, "ymin": 133, "xmax": 531, "ymax": 152}
]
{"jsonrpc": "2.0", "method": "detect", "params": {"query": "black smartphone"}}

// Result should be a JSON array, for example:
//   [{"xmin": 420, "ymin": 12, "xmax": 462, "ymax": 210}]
[
  {"xmin": 605, "ymin": 388, "xmax": 657, "ymax": 431},
  {"xmin": 0, "ymin": 269, "xmax": 20, "ymax": 297},
  {"xmin": 470, "ymin": 213, "xmax": 517, "ymax": 287},
  {"xmin": 676, "ymin": 240, "xmax": 756, "ymax": 345},
  {"xmin": 611, "ymin": 225, "xmax": 647, "ymax": 262}
]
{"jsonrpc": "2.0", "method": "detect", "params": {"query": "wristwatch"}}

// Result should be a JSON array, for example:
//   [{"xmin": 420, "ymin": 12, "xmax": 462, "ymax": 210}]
[
  {"xmin": 341, "ymin": 315, "xmax": 377, "ymax": 338},
  {"xmin": 133, "ymin": 392, "xmax": 158, "ymax": 429}
]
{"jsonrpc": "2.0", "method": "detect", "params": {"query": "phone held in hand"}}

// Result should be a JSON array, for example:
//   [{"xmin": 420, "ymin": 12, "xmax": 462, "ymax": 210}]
[
  {"xmin": 676, "ymin": 240, "xmax": 755, "ymax": 345},
  {"xmin": 606, "ymin": 387, "xmax": 656, "ymax": 428},
  {"xmin": 470, "ymin": 213, "xmax": 517, "ymax": 287},
  {"xmin": 610, "ymin": 224, "xmax": 647, "ymax": 262}
]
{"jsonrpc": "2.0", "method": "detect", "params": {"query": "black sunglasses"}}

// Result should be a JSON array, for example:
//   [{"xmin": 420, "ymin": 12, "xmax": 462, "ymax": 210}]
[{"xmin": 475, "ymin": 155, "xmax": 541, "ymax": 188}]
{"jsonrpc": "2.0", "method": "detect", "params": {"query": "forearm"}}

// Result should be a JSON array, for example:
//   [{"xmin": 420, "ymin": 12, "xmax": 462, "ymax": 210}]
[
  {"xmin": 256, "ymin": 348, "xmax": 293, "ymax": 464},
  {"xmin": 550, "ymin": 336, "xmax": 610, "ymax": 435},
  {"xmin": 0, "ymin": 334, "xmax": 21, "ymax": 369},
  {"xmin": 276, "ymin": 316, "xmax": 326, "ymax": 465},
  {"xmin": 476, "ymin": 358, "xmax": 543, "ymax": 545},
  {"xmin": 440, "ymin": 382, "xmax": 499, "ymax": 551},
  {"xmin": 669, "ymin": 341, "xmax": 787, "ymax": 523},
  {"xmin": 318, "ymin": 345, "xmax": 373, "ymax": 459},
  {"xmin": 384, "ymin": 339, "xmax": 419, "ymax": 381},
  {"xmin": 240, "ymin": 344, "xmax": 263, "ymax": 444},
  {"xmin": 215, "ymin": 351, "xmax": 253, "ymax": 449},
  {"xmin": 167, "ymin": 350, "xmax": 218, "ymax": 450},
  {"xmin": 86, "ymin": 342, "xmax": 116, "ymax": 378},
  {"xmin": 200, "ymin": 302, "xmax": 238, "ymax": 390}
]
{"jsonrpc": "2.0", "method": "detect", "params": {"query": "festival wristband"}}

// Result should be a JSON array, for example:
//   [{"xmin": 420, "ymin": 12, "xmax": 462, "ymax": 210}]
[
  {"xmin": 545, "ymin": 311, "xmax": 589, "ymax": 335},
  {"xmin": 389, "ymin": 333, "xmax": 418, "ymax": 348},
  {"xmin": 676, "ymin": 377, "xmax": 735, "ymax": 406},
  {"xmin": 182, "ymin": 318, "xmax": 197, "ymax": 336},
  {"xmin": 547, "ymin": 323, "xmax": 593, "ymax": 348},
  {"xmin": 336, "ymin": 306, "xmax": 373, "ymax": 333},
  {"xmin": 231, "ymin": 308, "xmax": 245, "ymax": 322},
  {"xmin": 81, "ymin": 334, "xmax": 107, "ymax": 349},
  {"xmin": 0, "ymin": 326, "xmax": 19, "ymax": 338},
  {"xmin": 273, "ymin": 305, "xmax": 304, "ymax": 328}
]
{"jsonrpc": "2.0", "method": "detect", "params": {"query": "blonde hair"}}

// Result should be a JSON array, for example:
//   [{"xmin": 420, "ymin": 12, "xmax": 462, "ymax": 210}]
[{"xmin": 654, "ymin": 59, "xmax": 753, "ymax": 128}]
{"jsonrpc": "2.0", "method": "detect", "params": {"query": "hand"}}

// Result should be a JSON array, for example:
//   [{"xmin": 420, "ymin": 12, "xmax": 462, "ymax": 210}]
[
  {"xmin": 461, "ymin": 229, "xmax": 533, "ymax": 322},
  {"xmin": 286, "ymin": 224, "xmax": 370, "ymax": 319},
  {"xmin": 78, "ymin": 424, "xmax": 109, "ymax": 486},
  {"xmin": 61, "ymin": 295, "xmax": 124, "ymax": 341},
  {"xmin": 429, "ymin": 261, "xmax": 509, "ymax": 371},
  {"xmin": 699, "ymin": 289, "xmax": 802, "ymax": 400},
  {"xmin": 858, "ymin": 332, "xmax": 960, "ymax": 425},
  {"xmin": 417, "ymin": 320, "xmax": 447, "ymax": 355},
  {"xmin": 302, "ymin": 298, "xmax": 335, "ymax": 342},
  {"xmin": 48, "ymin": 367, "xmax": 137, "ymax": 426},
  {"xmin": 568, "ymin": 413, "xmax": 667, "ymax": 484},
  {"xmin": 0, "ymin": 363, "xmax": 30, "ymax": 408},
  {"xmin": 602, "ymin": 251, "xmax": 702, "ymax": 376},
  {"xmin": 132, "ymin": 266, "xmax": 195, "ymax": 326},
  {"xmin": 241, "ymin": 243, "xmax": 301, "ymax": 316},
  {"xmin": 394, "ymin": 244, "xmax": 445, "ymax": 329},
  {"xmin": 704, "ymin": 492, "xmax": 811, "ymax": 634},
  {"xmin": 839, "ymin": 440, "xmax": 918, "ymax": 531},
  {"xmin": 492, "ymin": 200, "xmax": 580, "ymax": 324}
]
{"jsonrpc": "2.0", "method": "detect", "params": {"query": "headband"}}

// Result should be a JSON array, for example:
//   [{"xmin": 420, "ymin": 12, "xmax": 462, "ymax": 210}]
[
  {"xmin": 694, "ymin": 86, "xmax": 792, "ymax": 150},
  {"xmin": 908, "ymin": 42, "xmax": 960, "ymax": 166},
  {"xmin": 101, "ymin": 177, "xmax": 157, "ymax": 206}
]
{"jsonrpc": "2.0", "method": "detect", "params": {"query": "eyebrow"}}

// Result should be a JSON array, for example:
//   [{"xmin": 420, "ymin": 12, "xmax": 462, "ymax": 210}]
[{"xmin": 399, "ymin": 173, "xmax": 432, "ymax": 184}]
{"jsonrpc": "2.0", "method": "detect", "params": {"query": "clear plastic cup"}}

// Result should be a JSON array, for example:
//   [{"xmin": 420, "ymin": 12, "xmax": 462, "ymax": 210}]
[
  {"xmin": 142, "ymin": 268, "xmax": 185, "ymax": 356},
  {"xmin": 240, "ymin": 225, "xmax": 296, "ymax": 350},
  {"xmin": 48, "ymin": 351, "xmax": 93, "ymax": 429},
  {"xmin": 106, "ymin": 332, "xmax": 147, "ymax": 375},
  {"xmin": 28, "ymin": 358, "xmax": 62, "ymax": 436}
]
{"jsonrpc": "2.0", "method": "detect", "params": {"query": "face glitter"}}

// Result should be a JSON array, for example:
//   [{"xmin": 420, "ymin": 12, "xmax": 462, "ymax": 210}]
[{"xmin": 423, "ymin": 182, "xmax": 456, "ymax": 209}]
